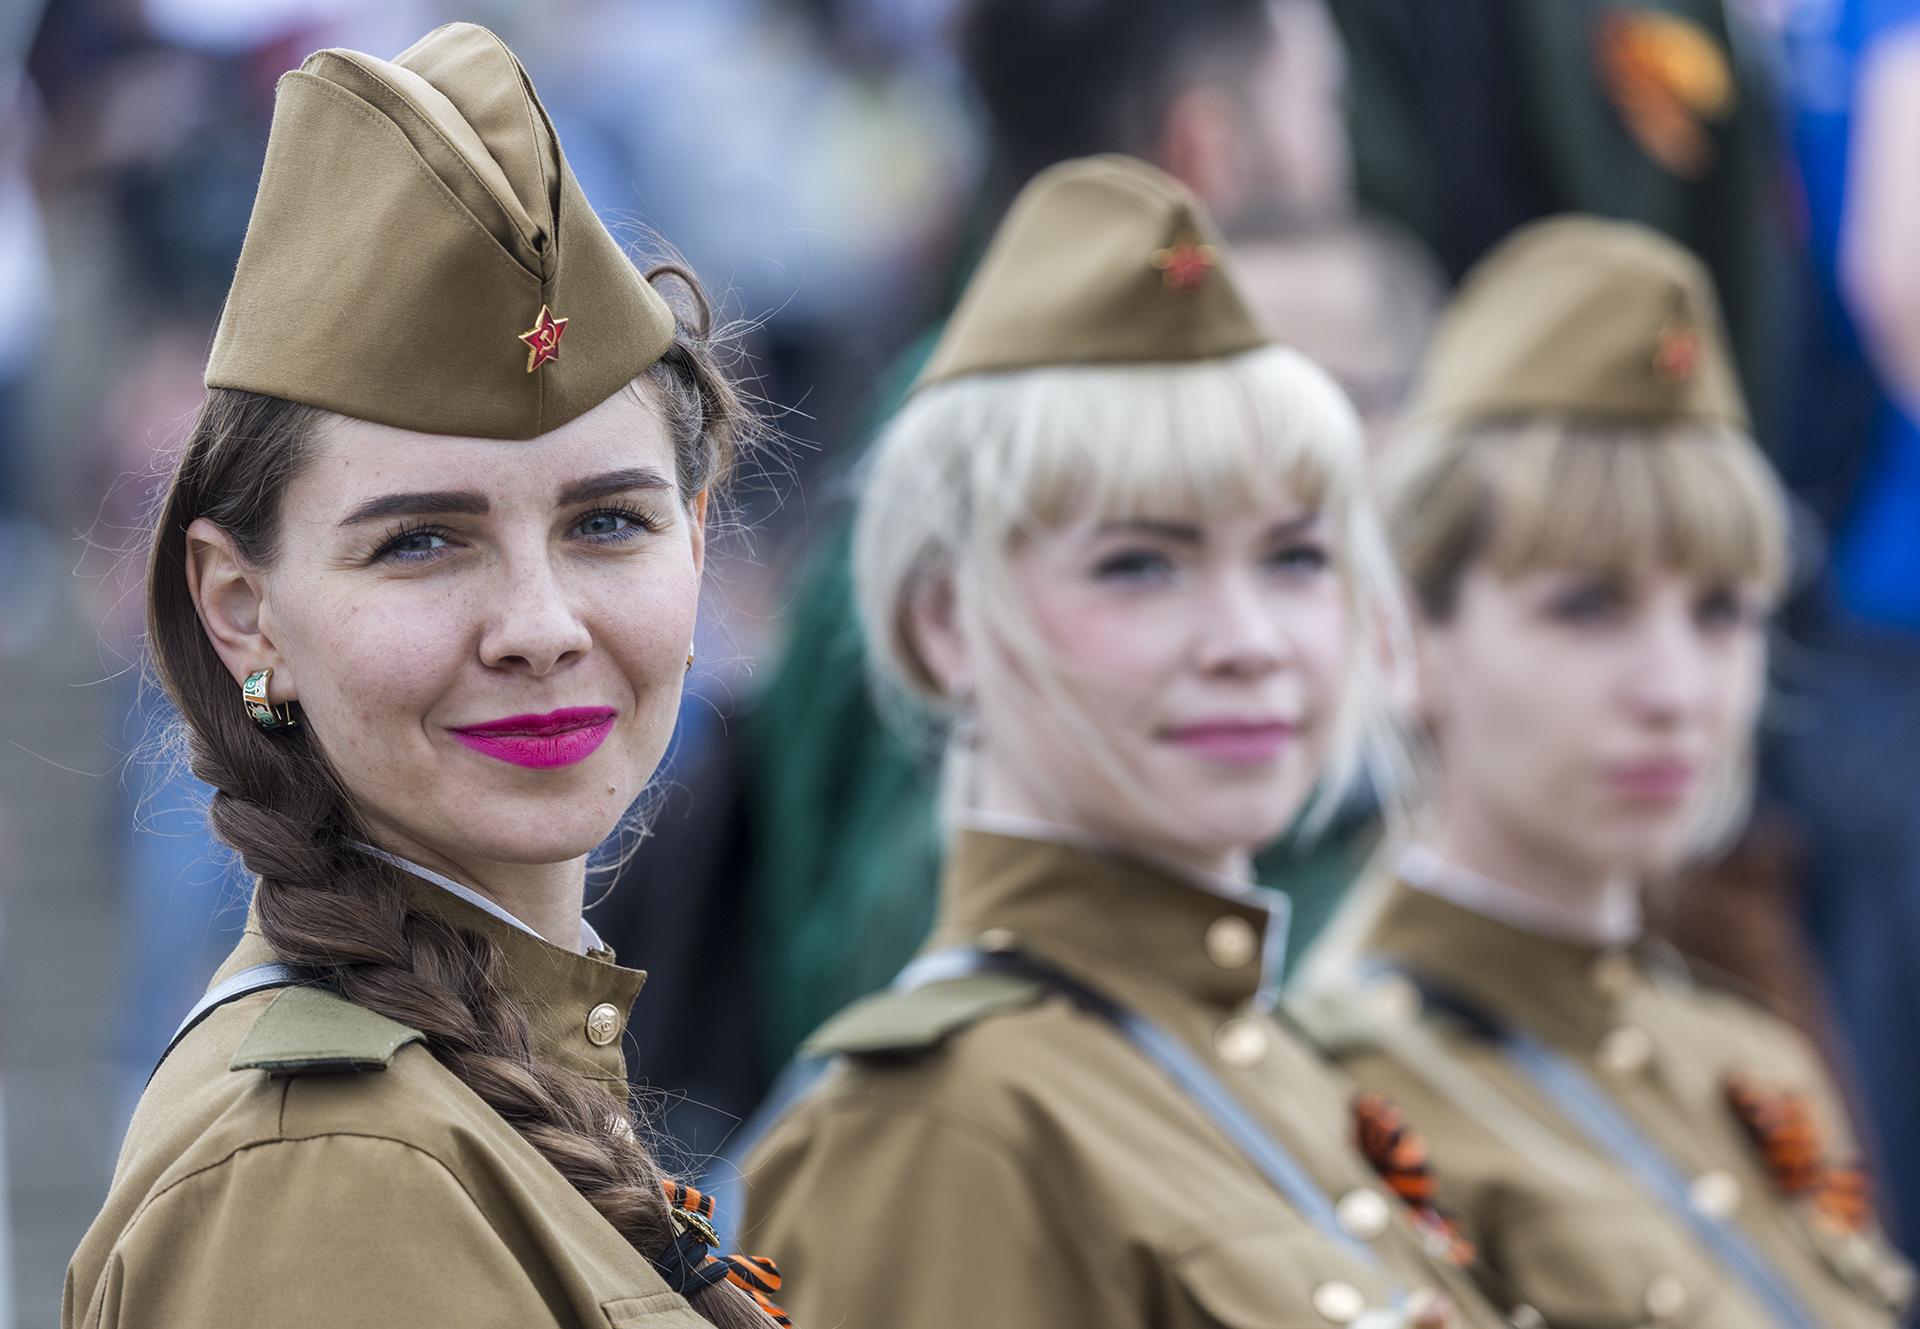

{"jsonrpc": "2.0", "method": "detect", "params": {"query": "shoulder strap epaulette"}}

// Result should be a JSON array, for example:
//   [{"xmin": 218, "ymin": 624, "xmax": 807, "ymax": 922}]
[
  {"xmin": 1278, "ymin": 987, "xmax": 1394, "ymax": 1058},
  {"xmin": 801, "ymin": 972, "xmax": 1049, "ymax": 1058},
  {"xmin": 230, "ymin": 984, "xmax": 426, "ymax": 1075}
]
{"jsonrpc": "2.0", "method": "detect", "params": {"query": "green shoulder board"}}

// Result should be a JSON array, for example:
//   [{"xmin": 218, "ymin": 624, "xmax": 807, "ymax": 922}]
[
  {"xmin": 802, "ymin": 975, "xmax": 1049, "ymax": 1058},
  {"xmin": 230, "ymin": 985, "xmax": 425, "ymax": 1075}
]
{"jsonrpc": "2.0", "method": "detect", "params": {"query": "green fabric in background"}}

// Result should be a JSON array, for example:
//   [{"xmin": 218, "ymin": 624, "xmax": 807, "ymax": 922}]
[{"xmin": 1328, "ymin": 0, "xmax": 1793, "ymax": 457}]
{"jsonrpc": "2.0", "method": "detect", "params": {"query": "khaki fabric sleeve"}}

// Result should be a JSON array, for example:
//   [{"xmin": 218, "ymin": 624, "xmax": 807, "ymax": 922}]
[
  {"xmin": 72, "ymin": 1134, "xmax": 559, "ymax": 1328},
  {"xmin": 743, "ymin": 1099, "xmax": 1126, "ymax": 1329}
]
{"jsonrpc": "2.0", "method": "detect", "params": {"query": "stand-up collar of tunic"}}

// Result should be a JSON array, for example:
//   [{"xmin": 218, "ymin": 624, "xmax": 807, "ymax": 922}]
[
  {"xmin": 1398, "ymin": 844, "xmax": 1643, "ymax": 949},
  {"xmin": 929, "ymin": 822, "xmax": 1290, "ymax": 1012},
  {"xmin": 236, "ymin": 850, "xmax": 645, "ymax": 1093},
  {"xmin": 1365, "ymin": 869, "xmax": 1651, "ymax": 1051}
]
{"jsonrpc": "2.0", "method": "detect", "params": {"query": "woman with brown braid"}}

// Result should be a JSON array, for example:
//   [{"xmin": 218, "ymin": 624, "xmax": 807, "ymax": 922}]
[{"xmin": 64, "ymin": 24, "xmax": 788, "ymax": 1329}]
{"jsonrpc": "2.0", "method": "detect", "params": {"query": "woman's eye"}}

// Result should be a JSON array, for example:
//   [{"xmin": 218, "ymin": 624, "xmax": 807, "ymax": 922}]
[
  {"xmin": 1092, "ymin": 548, "xmax": 1175, "ymax": 583},
  {"xmin": 568, "ymin": 507, "xmax": 660, "ymax": 541},
  {"xmin": 1267, "ymin": 541, "xmax": 1330, "ymax": 575},
  {"xmin": 1696, "ymin": 587, "xmax": 1755, "ymax": 632},
  {"xmin": 374, "ymin": 526, "xmax": 454, "ymax": 563},
  {"xmin": 572, "ymin": 506, "xmax": 658, "ymax": 543},
  {"xmin": 1546, "ymin": 581, "xmax": 1625, "ymax": 624}
]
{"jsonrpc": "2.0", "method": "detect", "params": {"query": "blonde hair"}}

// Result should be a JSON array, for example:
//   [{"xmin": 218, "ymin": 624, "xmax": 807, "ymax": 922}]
[
  {"xmin": 1382, "ymin": 416, "xmax": 1788, "ymax": 620},
  {"xmin": 853, "ymin": 343, "xmax": 1410, "ymax": 837},
  {"xmin": 1379, "ymin": 414, "xmax": 1789, "ymax": 861}
]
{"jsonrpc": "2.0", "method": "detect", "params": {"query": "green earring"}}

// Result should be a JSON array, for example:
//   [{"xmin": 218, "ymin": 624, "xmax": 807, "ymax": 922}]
[{"xmin": 242, "ymin": 668, "xmax": 298, "ymax": 730}]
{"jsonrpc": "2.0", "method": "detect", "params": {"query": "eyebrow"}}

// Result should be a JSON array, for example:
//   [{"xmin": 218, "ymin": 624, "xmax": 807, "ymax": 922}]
[
  {"xmin": 337, "ymin": 467, "xmax": 674, "ymax": 527},
  {"xmin": 555, "ymin": 466, "xmax": 674, "ymax": 506},
  {"xmin": 1093, "ymin": 511, "xmax": 1322, "ymax": 543}
]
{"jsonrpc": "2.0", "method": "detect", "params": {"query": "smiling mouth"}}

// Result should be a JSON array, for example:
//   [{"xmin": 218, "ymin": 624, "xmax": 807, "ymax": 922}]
[
  {"xmin": 449, "ymin": 707, "xmax": 616, "ymax": 769},
  {"xmin": 1159, "ymin": 720, "xmax": 1298, "ymax": 764},
  {"xmin": 1606, "ymin": 758, "xmax": 1698, "ymax": 802}
]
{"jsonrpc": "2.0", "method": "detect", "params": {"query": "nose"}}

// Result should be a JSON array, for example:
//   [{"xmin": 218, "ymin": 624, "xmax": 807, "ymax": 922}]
[
  {"xmin": 1621, "ymin": 601, "xmax": 1714, "ymax": 726},
  {"xmin": 477, "ymin": 550, "xmax": 592, "ymax": 677},
  {"xmin": 1193, "ymin": 569, "xmax": 1291, "ymax": 678}
]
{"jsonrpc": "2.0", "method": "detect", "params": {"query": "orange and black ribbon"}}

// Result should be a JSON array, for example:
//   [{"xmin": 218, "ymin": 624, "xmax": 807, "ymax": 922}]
[
  {"xmin": 656, "ymin": 1180, "xmax": 794, "ymax": 1325},
  {"xmin": 1813, "ymin": 1164, "xmax": 1874, "ymax": 1234},
  {"xmin": 1725, "ymin": 1075, "xmax": 1874, "ymax": 1234},
  {"xmin": 1352, "ymin": 1090, "xmax": 1476, "ymax": 1266}
]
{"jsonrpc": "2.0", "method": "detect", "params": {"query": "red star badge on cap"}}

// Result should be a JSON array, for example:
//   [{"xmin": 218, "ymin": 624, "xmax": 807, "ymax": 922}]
[
  {"xmin": 518, "ymin": 305, "xmax": 569, "ymax": 373},
  {"xmin": 1653, "ymin": 322, "xmax": 1701, "ymax": 382},
  {"xmin": 1152, "ymin": 234, "xmax": 1218, "ymax": 294}
]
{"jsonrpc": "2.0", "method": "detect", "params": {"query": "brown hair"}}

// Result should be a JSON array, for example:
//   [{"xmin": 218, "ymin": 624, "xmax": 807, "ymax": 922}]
[
  {"xmin": 1379, "ymin": 416, "xmax": 1789, "ymax": 622},
  {"xmin": 145, "ymin": 268, "xmax": 773, "ymax": 1328}
]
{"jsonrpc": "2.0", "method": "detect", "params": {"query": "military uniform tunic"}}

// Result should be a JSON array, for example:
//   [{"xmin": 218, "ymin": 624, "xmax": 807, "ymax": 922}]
[
  {"xmin": 65, "ymin": 871, "xmax": 709, "ymax": 1329},
  {"xmin": 740, "ymin": 830, "xmax": 1507, "ymax": 1328},
  {"xmin": 1310, "ymin": 877, "xmax": 1914, "ymax": 1328}
]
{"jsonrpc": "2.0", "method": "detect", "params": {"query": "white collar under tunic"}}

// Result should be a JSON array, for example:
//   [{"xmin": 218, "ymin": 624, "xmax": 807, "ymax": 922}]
[
  {"xmin": 1397, "ymin": 843, "xmax": 1642, "ymax": 950},
  {"xmin": 351, "ymin": 840, "xmax": 608, "ymax": 955}
]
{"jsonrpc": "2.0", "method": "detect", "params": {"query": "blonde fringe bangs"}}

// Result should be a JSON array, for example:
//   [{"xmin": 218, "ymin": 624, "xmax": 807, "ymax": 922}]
[
  {"xmin": 1384, "ymin": 419, "xmax": 1789, "ymax": 615},
  {"xmin": 964, "ymin": 345, "xmax": 1361, "ymax": 536}
]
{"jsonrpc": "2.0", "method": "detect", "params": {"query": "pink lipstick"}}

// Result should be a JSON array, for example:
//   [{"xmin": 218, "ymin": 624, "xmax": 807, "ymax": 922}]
[
  {"xmin": 1607, "ymin": 757, "xmax": 1697, "ymax": 804},
  {"xmin": 1160, "ymin": 719, "xmax": 1297, "ymax": 765},
  {"xmin": 449, "ymin": 707, "xmax": 616, "ymax": 769}
]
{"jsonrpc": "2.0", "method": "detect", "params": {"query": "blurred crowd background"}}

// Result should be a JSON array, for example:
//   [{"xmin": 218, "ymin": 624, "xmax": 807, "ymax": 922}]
[{"xmin": 3, "ymin": 0, "xmax": 1919, "ymax": 1324}]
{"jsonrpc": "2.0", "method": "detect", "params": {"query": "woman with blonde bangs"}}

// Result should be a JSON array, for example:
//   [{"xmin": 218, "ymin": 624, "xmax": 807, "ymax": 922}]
[
  {"xmin": 1303, "ymin": 217, "xmax": 1915, "ymax": 1329},
  {"xmin": 738, "ymin": 155, "xmax": 1501, "ymax": 1329}
]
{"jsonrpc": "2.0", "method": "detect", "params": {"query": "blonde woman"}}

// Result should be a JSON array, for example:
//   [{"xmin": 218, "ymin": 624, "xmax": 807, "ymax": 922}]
[
  {"xmin": 737, "ymin": 156, "xmax": 1500, "ymax": 1329},
  {"xmin": 1300, "ymin": 217, "xmax": 1915, "ymax": 1328}
]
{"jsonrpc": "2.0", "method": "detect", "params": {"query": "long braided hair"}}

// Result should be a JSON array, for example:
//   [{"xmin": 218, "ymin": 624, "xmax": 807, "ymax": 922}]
[{"xmin": 145, "ymin": 268, "xmax": 777, "ymax": 1329}]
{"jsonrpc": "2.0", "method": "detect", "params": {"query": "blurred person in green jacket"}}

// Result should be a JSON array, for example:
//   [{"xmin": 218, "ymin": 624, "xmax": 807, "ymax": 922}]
[{"xmin": 1325, "ymin": 0, "xmax": 1795, "ymax": 454}]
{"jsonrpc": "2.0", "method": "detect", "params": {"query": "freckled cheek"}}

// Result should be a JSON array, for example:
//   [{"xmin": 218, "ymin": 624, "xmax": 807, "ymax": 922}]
[
  {"xmin": 1447, "ymin": 636, "xmax": 1584, "ymax": 797},
  {"xmin": 1027, "ymin": 591, "xmax": 1196, "ymax": 687},
  {"xmin": 1287, "ymin": 592, "xmax": 1349, "ymax": 713},
  {"xmin": 1708, "ymin": 642, "xmax": 1766, "ymax": 743},
  {"xmin": 588, "ymin": 570, "xmax": 702, "ymax": 686},
  {"xmin": 282, "ymin": 591, "xmax": 462, "ymax": 731}
]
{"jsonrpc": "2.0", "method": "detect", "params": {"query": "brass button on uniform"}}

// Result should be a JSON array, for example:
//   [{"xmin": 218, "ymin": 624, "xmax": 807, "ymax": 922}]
[
  {"xmin": 1597, "ymin": 1025, "xmax": 1654, "ymax": 1075},
  {"xmin": 1214, "ymin": 1016, "xmax": 1270, "ymax": 1067},
  {"xmin": 1335, "ymin": 1187, "xmax": 1392, "ymax": 1240},
  {"xmin": 1644, "ymin": 1273, "xmax": 1688, "ymax": 1320},
  {"xmin": 1368, "ymin": 974, "xmax": 1423, "ymax": 1021},
  {"xmin": 584, "ymin": 1002, "xmax": 622, "ymax": 1046},
  {"xmin": 1311, "ymin": 1280, "xmax": 1366, "ymax": 1324},
  {"xmin": 1688, "ymin": 1169, "xmax": 1741, "ymax": 1218},
  {"xmin": 1837, "ymin": 1234, "xmax": 1874, "ymax": 1276},
  {"xmin": 978, "ymin": 927, "xmax": 1019, "ymax": 953},
  {"xmin": 1591, "ymin": 951, "xmax": 1636, "ymax": 997},
  {"xmin": 1205, "ymin": 915, "xmax": 1259, "ymax": 969}
]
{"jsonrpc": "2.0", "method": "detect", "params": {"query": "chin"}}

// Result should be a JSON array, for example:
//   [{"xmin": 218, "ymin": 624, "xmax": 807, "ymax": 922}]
[
  {"xmin": 1149, "ymin": 805, "xmax": 1295, "ymax": 867},
  {"xmin": 434, "ymin": 798, "xmax": 629, "ymax": 867},
  {"xmin": 1580, "ymin": 820, "xmax": 1692, "ymax": 879}
]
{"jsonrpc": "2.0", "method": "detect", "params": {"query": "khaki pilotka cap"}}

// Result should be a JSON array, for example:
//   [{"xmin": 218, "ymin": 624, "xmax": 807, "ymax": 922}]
[
  {"xmin": 206, "ymin": 22, "xmax": 675, "ymax": 440},
  {"xmin": 915, "ymin": 154, "xmax": 1270, "ymax": 389},
  {"xmin": 1408, "ymin": 215, "xmax": 1751, "ymax": 432}
]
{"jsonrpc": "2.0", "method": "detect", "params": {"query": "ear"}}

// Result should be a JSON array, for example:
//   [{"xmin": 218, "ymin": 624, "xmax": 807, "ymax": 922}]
[
  {"xmin": 687, "ymin": 488, "xmax": 709, "ymax": 579},
  {"xmin": 1157, "ymin": 85, "xmax": 1245, "ymax": 220},
  {"xmin": 904, "ymin": 571, "xmax": 973, "ymax": 701},
  {"xmin": 184, "ymin": 517, "xmax": 294, "ymax": 701}
]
